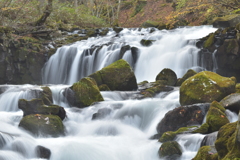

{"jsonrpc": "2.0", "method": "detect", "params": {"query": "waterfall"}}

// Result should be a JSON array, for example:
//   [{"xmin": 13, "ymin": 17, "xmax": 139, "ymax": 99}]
[
  {"xmin": 0, "ymin": 26, "xmax": 225, "ymax": 160},
  {"xmin": 42, "ymin": 26, "xmax": 217, "ymax": 84}
]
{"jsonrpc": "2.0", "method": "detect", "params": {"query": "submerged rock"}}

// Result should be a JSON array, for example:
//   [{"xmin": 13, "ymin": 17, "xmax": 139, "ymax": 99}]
[
  {"xmin": 35, "ymin": 145, "xmax": 51, "ymax": 159},
  {"xmin": 180, "ymin": 71, "xmax": 236, "ymax": 106},
  {"xmin": 68, "ymin": 77, "xmax": 104, "ymax": 108},
  {"xmin": 156, "ymin": 68, "xmax": 177, "ymax": 86},
  {"xmin": 19, "ymin": 114, "xmax": 64, "ymax": 137},
  {"xmin": 88, "ymin": 59, "xmax": 138, "ymax": 91},
  {"xmin": 158, "ymin": 141, "xmax": 182, "ymax": 159}
]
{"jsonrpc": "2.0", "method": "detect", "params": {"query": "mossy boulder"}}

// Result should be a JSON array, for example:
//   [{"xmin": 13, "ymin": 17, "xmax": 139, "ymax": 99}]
[
  {"xmin": 159, "ymin": 126, "xmax": 199, "ymax": 142},
  {"xmin": 176, "ymin": 69, "xmax": 197, "ymax": 86},
  {"xmin": 19, "ymin": 114, "xmax": 64, "ymax": 137},
  {"xmin": 213, "ymin": 14, "xmax": 240, "ymax": 28},
  {"xmin": 98, "ymin": 84, "xmax": 110, "ymax": 91},
  {"xmin": 215, "ymin": 122, "xmax": 237, "ymax": 159},
  {"xmin": 156, "ymin": 68, "xmax": 177, "ymax": 86},
  {"xmin": 156, "ymin": 103, "xmax": 210, "ymax": 137},
  {"xmin": 69, "ymin": 77, "xmax": 104, "ymax": 108},
  {"xmin": 220, "ymin": 93, "xmax": 240, "ymax": 113},
  {"xmin": 141, "ymin": 20, "xmax": 159, "ymax": 28},
  {"xmin": 18, "ymin": 98, "xmax": 66, "ymax": 120},
  {"xmin": 192, "ymin": 146, "xmax": 218, "ymax": 160},
  {"xmin": 206, "ymin": 101, "xmax": 229, "ymax": 133},
  {"xmin": 88, "ymin": 59, "xmax": 138, "ymax": 91},
  {"xmin": 158, "ymin": 141, "xmax": 182, "ymax": 159},
  {"xmin": 40, "ymin": 86, "xmax": 53, "ymax": 105},
  {"xmin": 180, "ymin": 71, "xmax": 236, "ymax": 106}
]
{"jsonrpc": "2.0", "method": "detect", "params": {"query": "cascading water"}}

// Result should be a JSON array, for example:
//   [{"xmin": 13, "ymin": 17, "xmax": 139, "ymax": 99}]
[
  {"xmin": 42, "ymin": 26, "xmax": 217, "ymax": 84},
  {"xmin": 1, "ymin": 26, "xmax": 237, "ymax": 160}
]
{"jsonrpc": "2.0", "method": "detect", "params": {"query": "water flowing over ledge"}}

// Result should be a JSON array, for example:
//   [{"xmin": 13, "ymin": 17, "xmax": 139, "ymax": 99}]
[{"xmin": 42, "ymin": 26, "xmax": 217, "ymax": 85}]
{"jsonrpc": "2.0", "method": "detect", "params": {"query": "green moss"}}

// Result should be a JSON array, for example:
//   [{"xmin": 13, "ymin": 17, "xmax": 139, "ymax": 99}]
[
  {"xmin": 138, "ymin": 80, "xmax": 148, "ymax": 85},
  {"xmin": 176, "ymin": 69, "xmax": 197, "ymax": 86},
  {"xmin": 192, "ymin": 123, "xmax": 209, "ymax": 134},
  {"xmin": 99, "ymin": 84, "xmax": 110, "ymax": 91},
  {"xmin": 156, "ymin": 68, "xmax": 177, "ymax": 86},
  {"xmin": 71, "ymin": 77, "xmax": 104, "ymax": 108},
  {"xmin": 193, "ymin": 146, "xmax": 217, "ymax": 160},
  {"xmin": 158, "ymin": 141, "xmax": 182, "ymax": 158},
  {"xmin": 215, "ymin": 122, "xmax": 237, "ymax": 159},
  {"xmin": 159, "ymin": 126, "xmax": 198, "ymax": 142},
  {"xmin": 206, "ymin": 101, "xmax": 229, "ymax": 133},
  {"xmin": 140, "ymin": 39, "xmax": 153, "ymax": 46},
  {"xmin": 213, "ymin": 14, "xmax": 240, "ymax": 22},
  {"xmin": 19, "ymin": 114, "xmax": 64, "ymax": 137},
  {"xmin": 204, "ymin": 33, "xmax": 215, "ymax": 48},
  {"xmin": 180, "ymin": 71, "xmax": 236, "ymax": 106}
]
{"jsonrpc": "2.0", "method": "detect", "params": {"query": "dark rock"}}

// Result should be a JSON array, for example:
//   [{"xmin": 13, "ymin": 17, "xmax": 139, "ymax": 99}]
[
  {"xmin": 220, "ymin": 93, "xmax": 240, "ymax": 113},
  {"xmin": 156, "ymin": 68, "xmax": 177, "ymax": 86},
  {"xmin": 201, "ymin": 131, "xmax": 218, "ymax": 147},
  {"xmin": 92, "ymin": 108, "xmax": 112, "ymax": 120},
  {"xmin": 156, "ymin": 103, "xmax": 210, "ymax": 137},
  {"xmin": 140, "ymin": 39, "xmax": 153, "ymax": 46},
  {"xmin": 35, "ymin": 145, "xmax": 51, "ymax": 159},
  {"xmin": 176, "ymin": 69, "xmax": 197, "ymax": 86}
]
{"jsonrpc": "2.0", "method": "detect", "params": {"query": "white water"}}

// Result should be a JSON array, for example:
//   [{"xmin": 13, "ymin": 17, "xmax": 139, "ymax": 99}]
[
  {"xmin": 42, "ymin": 26, "xmax": 217, "ymax": 84},
  {"xmin": 2, "ymin": 26, "xmax": 233, "ymax": 160}
]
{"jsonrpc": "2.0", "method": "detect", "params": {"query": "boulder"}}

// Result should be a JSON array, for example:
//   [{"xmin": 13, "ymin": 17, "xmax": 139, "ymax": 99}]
[
  {"xmin": 88, "ymin": 59, "xmax": 138, "ymax": 91},
  {"xmin": 156, "ymin": 103, "xmax": 210, "ymax": 137},
  {"xmin": 206, "ymin": 101, "xmax": 229, "ymax": 133},
  {"xmin": 215, "ymin": 121, "xmax": 237, "ymax": 159},
  {"xmin": 35, "ymin": 145, "xmax": 51, "ymax": 159},
  {"xmin": 19, "ymin": 114, "xmax": 64, "ymax": 137},
  {"xmin": 156, "ymin": 68, "xmax": 177, "ymax": 86},
  {"xmin": 180, "ymin": 71, "xmax": 236, "ymax": 106},
  {"xmin": 68, "ymin": 77, "xmax": 104, "ymax": 108},
  {"xmin": 220, "ymin": 93, "xmax": 240, "ymax": 113},
  {"xmin": 213, "ymin": 14, "xmax": 240, "ymax": 28},
  {"xmin": 201, "ymin": 131, "xmax": 218, "ymax": 147},
  {"xmin": 158, "ymin": 141, "xmax": 182, "ymax": 159},
  {"xmin": 192, "ymin": 146, "xmax": 218, "ymax": 160},
  {"xmin": 18, "ymin": 99, "xmax": 66, "ymax": 120},
  {"xmin": 176, "ymin": 69, "xmax": 197, "ymax": 86},
  {"xmin": 140, "ymin": 39, "xmax": 153, "ymax": 46}
]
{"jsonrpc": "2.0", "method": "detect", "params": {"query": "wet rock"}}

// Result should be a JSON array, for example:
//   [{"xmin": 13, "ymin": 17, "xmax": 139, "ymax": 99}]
[
  {"xmin": 158, "ymin": 141, "xmax": 182, "ymax": 159},
  {"xmin": 92, "ymin": 108, "xmax": 112, "ymax": 120},
  {"xmin": 156, "ymin": 68, "xmax": 177, "ymax": 86},
  {"xmin": 156, "ymin": 103, "xmax": 210, "ymax": 137},
  {"xmin": 192, "ymin": 146, "xmax": 218, "ymax": 160},
  {"xmin": 205, "ymin": 101, "xmax": 229, "ymax": 133},
  {"xmin": 220, "ymin": 93, "xmax": 240, "ymax": 113},
  {"xmin": 35, "ymin": 145, "xmax": 51, "ymax": 159},
  {"xmin": 88, "ymin": 59, "xmax": 138, "ymax": 91},
  {"xmin": 19, "ymin": 114, "xmax": 64, "ymax": 137},
  {"xmin": 140, "ymin": 39, "xmax": 153, "ymax": 46},
  {"xmin": 201, "ymin": 131, "xmax": 218, "ymax": 147},
  {"xmin": 68, "ymin": 77, "xmax": 104, "ymax": 108},
  {"xmin": 98, "ymin": 84, "xmax": 110, "ymax": 91},
  {"xmin": 18, "ymin": 99, "xmax": 66, "ymax": 120},
  {"xmin": 180, "ymin": 71, "xmax": 236, "ymax": 106}
]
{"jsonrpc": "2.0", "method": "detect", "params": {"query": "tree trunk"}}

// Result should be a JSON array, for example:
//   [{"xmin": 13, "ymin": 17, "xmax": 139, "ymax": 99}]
[{"xmin": 35, "ymin": 0, "xmax": 53, "ymax": 26}]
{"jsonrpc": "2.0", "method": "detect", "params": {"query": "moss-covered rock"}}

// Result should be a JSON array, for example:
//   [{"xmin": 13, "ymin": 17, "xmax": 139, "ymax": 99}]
[
  {"xmin": 70, "ymin": 77, "xmax": 104, "ymax": 108},
  {"xmin": 206, "ymin": 101, "xmax": 229, "ymax": 133},
  {"xmin": 156, "ymin": 68, "xmax": 177, "ymax": 86},
  {"xmin": 40, "ymin": 86, "xmax": 53, "ymax": 105},
  {"xmin": 213, "ymin": 14, "xmax": 240, "ymax": 28},
  {"xmin": 158, "ymin": 141, "xmax": 182, "ymax": 159},
  {"xmin": 18, "ymin": 98, "xmax": 66, "ymax": 120},
  {"xmin": 220, "ymin": 93, "xmax": 240, "ymax": 113},
  {"xmin": 98, "ymin": 84, "xmax": 110, "ymax": 91},
  {"xmin": 19, "ymin": 114, "xmax": 64, "ymax": 137},
  {"xmin": 140, "ymin": 39, "xmax": 154, "ymax": 46},
  {"xmin": 180, "ymin": 71, "xmax": 236, "ymax": 106},
  {"xmin": 215, "ymin": 122, "xmax": 237, "ymax": 159},
  {"xmin": 88, "ymin": 59, "xmax": 138, "ymax": 91},
  {"xmin": 159, "ymin": 126, "xmax": 198, "ymax": 142},
  {"xmin": 176, "ymin": 69, "xmax": 197, "ymax": 86},
  {"xmin": 192, "ymin": 123, "xmax": 210, "ymax": 134},
  {"xmin": 192, "ymin": 146, "xmax": 218, "ymax": 160}
]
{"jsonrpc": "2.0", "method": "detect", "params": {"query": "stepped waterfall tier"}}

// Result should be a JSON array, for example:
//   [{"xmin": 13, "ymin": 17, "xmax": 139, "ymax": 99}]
[{"xmin": 2, "ymin": 26, "xmax": 238, "ymax": 160}]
